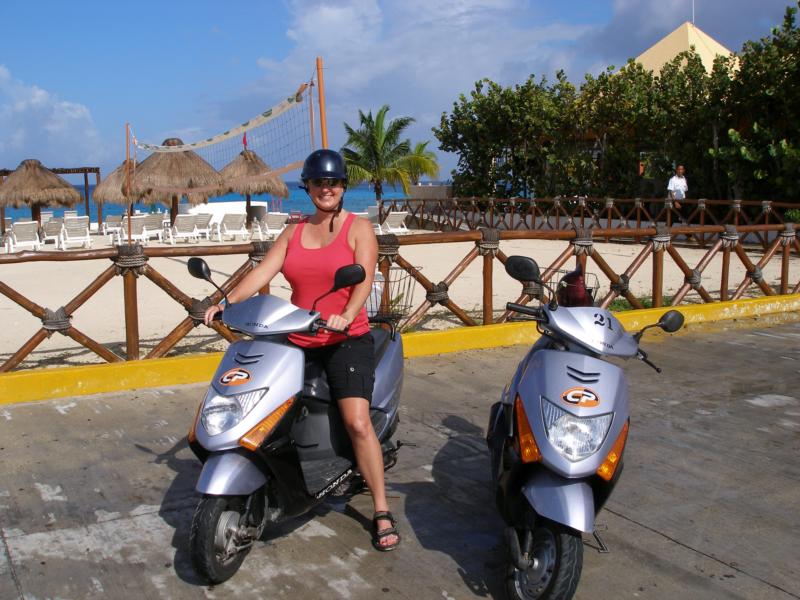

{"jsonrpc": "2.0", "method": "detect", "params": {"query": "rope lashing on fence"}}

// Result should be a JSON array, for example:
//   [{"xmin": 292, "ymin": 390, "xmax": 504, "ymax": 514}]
[
  {"xmin": 249, "ymin": 241, "xmax": 271, "ymax": 264},
  {"xmin": 685, "ymin": 269, "xmax": 703, "ymax": 291},
  {"xmin": 610, "ymin": 273, "xmax": 631, "ymax": 295},
  {"xmin": 571, "ymin": 228, "xmax": 594, "ymax": 255},
  {"xmin": 761, "ymin": 201, "xmax": 772, "ymax": 213},
  {"xmin": 780, "ymin": 223, "xmax": 796, "ymax": 246},
  {"xmin": 698, "ymin": 199, "xmax": 706, "ymax": 210},
  {"xmin": 113, "ymin": 244, "xmax": 148, "ymax": 276},
  {"xmin": 605, "ymin": 199, "xmax": 615, "ymax": 209},
  {"xmin": 189, "ymin": 297, "xmax": 215, "ymax": 325},
  {"xmin": 476, "ymin": 228, "xmax": 500, "ymax": 256},
  {"xmin": 748, "ymin": 266, "xmax": 764, "ymax": 284},
  {"xmin": 426, "ymin": 282, "xmax": 450, "ymax": 304},
  {"xmin": 42, "ymin": 306, "xmax": 71, "ymax": 332},
  {"xmin": 522, "ymin": 281, "xmax": 544, "ymax": 300},
  {"xmin": 377, "ymin": 234, "xmax": 400, "ymax": 264},
  {"xmin": 651, "ymin": 227, "xmax": 672, "ymax": 252},
  {"xmin": 733, "ymin": 200, "xmax": 742, "ymax": 212},
  {"xmin": 721, "ymin": 225, "xmax": 740, "ymax": 248}
]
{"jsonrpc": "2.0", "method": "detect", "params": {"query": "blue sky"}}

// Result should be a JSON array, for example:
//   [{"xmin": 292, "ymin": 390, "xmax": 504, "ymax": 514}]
[{"xmin": 0, "ymin": 0, "xmax": 793, "ymax": 180}]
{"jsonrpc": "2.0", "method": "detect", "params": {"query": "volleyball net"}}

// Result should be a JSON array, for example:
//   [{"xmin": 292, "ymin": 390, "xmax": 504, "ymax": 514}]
[{"xmin": 128, "ymin": 80, "xmax": 318, "ymax": 207}]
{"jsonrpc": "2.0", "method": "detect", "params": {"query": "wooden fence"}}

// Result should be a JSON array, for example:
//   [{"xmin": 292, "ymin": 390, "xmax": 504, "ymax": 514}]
[{"xmin": 0, "ymin": 222, "xmax": 797, "ymax": 372}]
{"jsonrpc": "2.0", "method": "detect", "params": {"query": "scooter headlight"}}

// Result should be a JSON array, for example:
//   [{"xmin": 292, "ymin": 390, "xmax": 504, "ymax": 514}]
[
  {"xmin": 542, "ymin": 399, "xmax": 612, "ymax": 462},
  {"xmin": 202, "ymin": 394, "xmax": 242, "ymax": 436},
  {"xmin": 201, "ymin": 388, "xmax": 267, "ymax": 436}
]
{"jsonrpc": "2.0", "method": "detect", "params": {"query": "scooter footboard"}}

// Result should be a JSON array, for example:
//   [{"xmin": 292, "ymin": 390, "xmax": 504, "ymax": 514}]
[
  {"xmin": 521, "ymin": 470, "xmax": 594, "ymax": 534},
  {"xmin": 196, "ymin": 451, "xmax": 267, "ymax": 496}
]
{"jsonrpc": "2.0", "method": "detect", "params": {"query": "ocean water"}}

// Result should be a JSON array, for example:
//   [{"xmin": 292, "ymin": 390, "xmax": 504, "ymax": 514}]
[{"xmin": 2, "ymin": 182, "xmax": 409, "ymax": 222}]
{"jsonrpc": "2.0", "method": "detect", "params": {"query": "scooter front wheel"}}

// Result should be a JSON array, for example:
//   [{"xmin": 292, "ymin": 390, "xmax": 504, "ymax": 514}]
[
  {"xmin": 506, "ymin": 519, "xmax": 583, "ymax": 600},
  {"xmin": 190, "ymin": 495, "xmax": 254, "ymax": 584}
]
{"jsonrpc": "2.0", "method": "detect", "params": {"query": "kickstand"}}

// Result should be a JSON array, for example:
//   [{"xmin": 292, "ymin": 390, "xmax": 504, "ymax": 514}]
[{"xmin": 592, "ymin": 530, "xmax": 610, "ymax": 554}]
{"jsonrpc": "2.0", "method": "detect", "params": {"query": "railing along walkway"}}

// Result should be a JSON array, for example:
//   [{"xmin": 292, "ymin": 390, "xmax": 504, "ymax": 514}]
[{"xmin": 379, "ymin": 197, "xmax": 797, "ymax": 249}]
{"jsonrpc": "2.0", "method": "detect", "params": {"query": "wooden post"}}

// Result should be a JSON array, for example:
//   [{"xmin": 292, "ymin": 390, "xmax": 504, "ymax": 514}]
[
  {"xmin": 652, "ymin": 246, "xmax": 664, "ymax": 308},
  {"xmin": 308, "ymin": 79, "xmax": 316, "ymax": 150},
  {"xmin": 125, "ymin": 123, "xmax": 132, "ymax": 244},
  {"xmin": 316, "ymin": 56, "xmax": 328, "ymax": 149},
  {"xmin": 95, "ymin": 170, "xmax": 103, "ymax": 228},
  {"xmin": 123, "ymin": 270, "xmax": 139, "ymax": 359},
  {"xmin": 83, "ymin": 171, "xmax": 90, "ymax": 218},
  {"xmin": 483, "ymin": 252, "xmax": 493, "ymax": 325},
  {"xmin": 720, "ymin": 246, "xmax": 731, "ymax": 301}
]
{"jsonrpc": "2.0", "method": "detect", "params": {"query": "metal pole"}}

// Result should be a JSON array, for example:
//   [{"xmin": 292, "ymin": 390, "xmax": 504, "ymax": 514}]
[{"xmin": 316, "ymin": 56, "xmax": 328, "ymax": 149}]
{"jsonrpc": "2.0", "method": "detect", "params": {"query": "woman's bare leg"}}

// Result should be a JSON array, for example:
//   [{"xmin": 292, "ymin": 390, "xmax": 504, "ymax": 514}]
[{"xmin": 338, "ymin": 396, "xmax": 398, "ymax": 548}]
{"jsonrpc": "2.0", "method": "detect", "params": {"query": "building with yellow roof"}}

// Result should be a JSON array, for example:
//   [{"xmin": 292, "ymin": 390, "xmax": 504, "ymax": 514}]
[{"xmin": 636, "ymin": 22, "xmax": 735, "ymax": 73}]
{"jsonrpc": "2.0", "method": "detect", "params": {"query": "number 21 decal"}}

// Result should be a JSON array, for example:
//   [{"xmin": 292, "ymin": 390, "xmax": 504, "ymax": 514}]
[{"xmin": 593, "ymin": 313, "xmax": 613, "ymax": 331}]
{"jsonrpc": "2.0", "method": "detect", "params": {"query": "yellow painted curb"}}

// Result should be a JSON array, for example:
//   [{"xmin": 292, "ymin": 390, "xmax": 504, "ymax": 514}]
[{"xmin": 1, "ymin": 294, "xmax": 798, "ymax": 404}]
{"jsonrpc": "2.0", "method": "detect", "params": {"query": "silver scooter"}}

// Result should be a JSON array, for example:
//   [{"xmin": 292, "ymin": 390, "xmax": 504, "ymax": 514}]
[
  {"xmin": 185, "ymin": 258, "xmax": 403, "ymax": 583},
  {"xmin": 487, "ymin": 256, "xmax": 683, "ymax": 600}
]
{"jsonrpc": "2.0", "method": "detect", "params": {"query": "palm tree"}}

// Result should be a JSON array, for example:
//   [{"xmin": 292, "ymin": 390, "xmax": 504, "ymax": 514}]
[
  {"xmin": 342, "ymin": 105, "xmax": 439, "ymax": 200},
  {"xmin": 407, "ymin": 141, "xmax": 440, "ymax": 185}
]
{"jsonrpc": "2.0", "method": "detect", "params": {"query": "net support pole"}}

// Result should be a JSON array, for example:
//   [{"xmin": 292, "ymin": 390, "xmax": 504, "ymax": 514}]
[
  {"xmin": 125, "ymin": 123, "xmax": 132, "ymax": 239},
  {"xmin": 316, "ymin": 56, "xmax": 328, "ymax": 149}
]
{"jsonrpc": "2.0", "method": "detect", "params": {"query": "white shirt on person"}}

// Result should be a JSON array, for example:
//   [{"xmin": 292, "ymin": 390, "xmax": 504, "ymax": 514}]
[{"xmin": 667, "ymin": 175, "xmax": 688, "ymax": 200}]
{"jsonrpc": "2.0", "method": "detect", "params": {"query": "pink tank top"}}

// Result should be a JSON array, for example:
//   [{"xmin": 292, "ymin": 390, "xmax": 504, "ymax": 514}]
[{"xmin": 282, "ymin": 212, "xmax": 370, "ymax": 347}]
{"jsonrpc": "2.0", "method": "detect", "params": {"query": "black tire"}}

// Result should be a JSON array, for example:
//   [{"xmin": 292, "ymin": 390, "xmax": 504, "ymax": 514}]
[
  {"xmin": 190, "ymin": 495, "xmax": 252, "ymax": 584},
  {"xmin": 505, "ymin": 519, "xmax": 583, "ymax": 600}
]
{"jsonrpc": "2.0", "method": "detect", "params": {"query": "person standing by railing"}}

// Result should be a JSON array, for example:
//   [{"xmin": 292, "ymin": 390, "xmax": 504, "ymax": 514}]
[{"xmin": 667, "ymin": 164, "xmax": 688, "ymax": 210}]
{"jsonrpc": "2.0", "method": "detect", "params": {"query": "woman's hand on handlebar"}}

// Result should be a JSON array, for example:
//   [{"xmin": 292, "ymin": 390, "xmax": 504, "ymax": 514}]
[
  {"xmin": 324, "ymin": 312, "xmax": 352, "ymax": 333},
  {"xmin": 204, "ymin": 304, "xmax": 224, "ymax": 325}
]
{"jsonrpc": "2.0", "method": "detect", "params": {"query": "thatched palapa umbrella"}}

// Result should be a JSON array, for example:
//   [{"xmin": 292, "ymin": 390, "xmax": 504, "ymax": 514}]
[
  {"xmin": 92, "ymin": 159, "xmax": 137, "ymax": 206},
  {"xmin": 131, "ymin": 138, "xmax": 223, "ymax": 224},
  {"xmin": 220, "ymin": 149, "xmax": 289, "ymax": 224},
  {"xmin": 0, "ymin": 159, "xmax": 81, "ymax": 225}
]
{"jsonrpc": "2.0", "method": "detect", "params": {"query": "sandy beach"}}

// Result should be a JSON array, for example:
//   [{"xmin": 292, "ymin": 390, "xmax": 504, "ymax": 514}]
[{"xmin": 0, "ymin": 222, "xmax": 797, "ymax": 370}]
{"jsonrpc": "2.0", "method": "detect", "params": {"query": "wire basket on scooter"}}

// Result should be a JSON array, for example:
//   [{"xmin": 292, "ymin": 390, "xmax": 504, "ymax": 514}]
[
  {"xmin": 529, "ymin": 268, "xmax": 600, "ymax": 307},
  {"xmin": 366, "ymin": 266, "xmax": 418, "ymax": 323}
]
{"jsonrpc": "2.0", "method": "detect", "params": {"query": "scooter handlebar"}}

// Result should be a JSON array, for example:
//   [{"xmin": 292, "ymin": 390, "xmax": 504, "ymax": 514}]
[{"xmin": 506, "ymin": 303, "xmax": 545, "ymax": 320}]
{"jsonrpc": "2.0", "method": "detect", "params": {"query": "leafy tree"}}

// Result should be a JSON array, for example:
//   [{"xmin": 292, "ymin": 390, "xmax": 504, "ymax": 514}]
[
  {"xmin": 341, "ymin": 105, "xmax": 439, "ymax": 200},
  {"xmin": 406, "ymin": 141, "xmax": 440, "ymax": 185}
]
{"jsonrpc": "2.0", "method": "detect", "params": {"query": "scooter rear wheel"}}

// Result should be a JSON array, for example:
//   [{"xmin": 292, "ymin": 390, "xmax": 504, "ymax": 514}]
[
  {"xmin": 190, "ymin": 495, "xmax": 252, "ymax": 584},
  {"xmin": 505, "ymin": 519, "xmax": 583, "ymax": 600}
]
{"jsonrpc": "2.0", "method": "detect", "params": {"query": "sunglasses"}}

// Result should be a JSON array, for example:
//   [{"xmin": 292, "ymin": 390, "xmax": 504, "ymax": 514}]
[{"xmin": 308, "ymin": 178, "xmax": 345, "ymax": 188}]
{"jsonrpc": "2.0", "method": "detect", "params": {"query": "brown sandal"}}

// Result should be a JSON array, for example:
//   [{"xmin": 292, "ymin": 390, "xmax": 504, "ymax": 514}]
[{"xmin": 372, "ymin": 511, "xmax": 401, "ymax": 552}]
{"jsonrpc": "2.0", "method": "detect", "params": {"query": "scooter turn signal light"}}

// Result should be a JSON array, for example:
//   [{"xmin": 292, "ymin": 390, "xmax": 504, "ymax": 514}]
[
  {"xmin": 188, "ymin": 400, "xmax": 203, "ymax": 443},
  {"xmin": 597, "ymin": 420, "xmax": 629, "ymax": 481},
  {"xmin": 239, "ymin": 396, "xmax": 296, "ymax": 451},
  {"xmin": 514, "ymin": 395, "xmax": 541, "ymax": 463}
]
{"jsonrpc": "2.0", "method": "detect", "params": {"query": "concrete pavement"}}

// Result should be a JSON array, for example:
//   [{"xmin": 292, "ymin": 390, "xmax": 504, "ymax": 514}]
[{"xmin": 1, "ymin": 319, "xmax": 799, "ymax": 599}]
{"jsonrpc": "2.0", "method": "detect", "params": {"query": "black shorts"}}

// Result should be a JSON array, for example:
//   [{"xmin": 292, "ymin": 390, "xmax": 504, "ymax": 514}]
[{"xmin": 300, "ymin": 333, "xmax": 375, "ymax": 402}]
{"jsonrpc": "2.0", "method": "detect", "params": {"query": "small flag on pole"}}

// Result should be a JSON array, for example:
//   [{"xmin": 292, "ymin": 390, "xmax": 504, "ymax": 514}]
[{"xmin": 242, "ymin": 131, "xmax": 248, "ymax": 149}]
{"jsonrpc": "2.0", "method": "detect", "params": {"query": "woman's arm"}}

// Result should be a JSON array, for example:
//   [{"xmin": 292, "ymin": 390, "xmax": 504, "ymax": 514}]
[{"xmin": 203, "ymin": 225, "xmax": 294, "ymax": 324}]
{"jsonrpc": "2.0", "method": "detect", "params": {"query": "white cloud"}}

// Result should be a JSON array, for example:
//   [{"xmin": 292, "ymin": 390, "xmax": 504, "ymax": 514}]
[{"xmin": 0, "ymin": 65, "xmax": 107, "ymax": 169}]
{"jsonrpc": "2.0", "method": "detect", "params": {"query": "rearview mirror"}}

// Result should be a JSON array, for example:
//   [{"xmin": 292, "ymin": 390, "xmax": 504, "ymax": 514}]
[
  {"xmin": 187, "ymin": 257, "xmax": 212, "ymax": 281},
  {"xmin": 333, "ymin": 264, "xmax": 366, "ymax": 291},
  {"xmin": 658, "ymin": 310, "xmax": 684, "ymax": 333},
  {"xmin": 505, "ymin": 256, "xmax": 541, "ymax": 284}
]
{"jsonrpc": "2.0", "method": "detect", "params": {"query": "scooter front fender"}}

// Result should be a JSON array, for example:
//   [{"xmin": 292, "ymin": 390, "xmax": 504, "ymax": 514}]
[
  {"xmin": 196, "ymin": 451, "xmax": 267, "ymax": 496},
  {"xmin": 521, "ymin": 470, "xmax": 594, "ymax": 534}
]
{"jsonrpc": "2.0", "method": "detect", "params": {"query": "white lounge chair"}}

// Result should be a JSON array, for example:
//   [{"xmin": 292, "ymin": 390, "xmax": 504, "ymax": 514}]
[
  {"xmin": 194, "ymin": 213, "xmax": 213, "ymax": 241},
  {"xmin": 5, "ymin": 221, "xmax": 43, "ymax": 252},
  {"xmin": 166, "ymin": 214, "xmax": 199, "ymax": 245},
  {"xmin": 143, "ymin": 213, "xmax": 165, "ymax": 243},
  {"xmin": 40, "ymin": 210, "xmax": 54, "ymax": 223},
  {"xmin": 214, "ymin": 213, "xmax": 249, "ymax": 242},
  {"xmin": 63, "ymin": 210, "xmax": 78, "ymax": 219},
  {"xmin": 115, "ymin": 216, "xmax": 148, "ymax": 245},
  {"xmin": 41, "ymin": 218, "xmax": 64, "ymax": 249},
  {"xmin": 365, "ymin": 205, "xmax": 383, "ymax": 234},
  {"xmin": 382, "ymin": 211, "xmax": 410, "ymax": 235},
  {"xmin": 255, "ymin": 212, "xmax": 289, "ymax": 241},
  {"xmin": 102, "ymin": 214, "xmax": 123, "ymax": 238},
  {"xmin": 61, "ymin": 217, "xmax": 93, "ymax": 249}
]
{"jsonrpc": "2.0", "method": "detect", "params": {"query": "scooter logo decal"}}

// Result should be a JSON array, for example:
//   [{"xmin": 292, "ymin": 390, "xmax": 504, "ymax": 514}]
[
  {"xmin": 219, "ymin": 368, "xmax": 251, "ymax": 386},
  {"xmin": 562, "ymin": 387, "xmax": 600, "ymax": 407}
]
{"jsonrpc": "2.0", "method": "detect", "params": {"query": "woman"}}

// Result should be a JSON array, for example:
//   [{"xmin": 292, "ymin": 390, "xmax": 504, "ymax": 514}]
[{"xmin": 204, "ymin": 149, "xmax": 400, "ymax": 552}]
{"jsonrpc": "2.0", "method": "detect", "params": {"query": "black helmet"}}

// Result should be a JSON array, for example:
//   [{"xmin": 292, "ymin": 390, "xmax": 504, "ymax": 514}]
[{"xmin": 300, "ymin": 149, "xmax": 348, "ymax": 183}]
